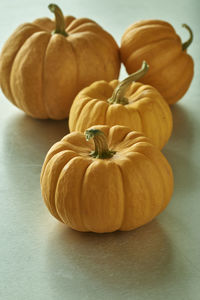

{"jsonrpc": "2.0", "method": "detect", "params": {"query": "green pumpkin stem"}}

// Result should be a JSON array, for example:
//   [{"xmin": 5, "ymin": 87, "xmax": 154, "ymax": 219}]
[
  {"xmin": 85, "ymin": 129, "xmax": 116, "ymax": 159},
  {"xmin": 108, "ymin": 61, "xmax": 149, "ymax": 105},
  {"xmin": 182, "ymin": 24, "xmax": 193, "ymax": 51},
  {"xmin": 48, "ymin": 3, "xmax": 68, "ymax": 37}
]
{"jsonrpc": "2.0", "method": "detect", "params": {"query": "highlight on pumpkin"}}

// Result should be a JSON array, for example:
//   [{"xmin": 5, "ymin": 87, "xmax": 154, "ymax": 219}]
[{"xmin": 108, "ymin": 61, "xmax": 149, "ymax": 105}]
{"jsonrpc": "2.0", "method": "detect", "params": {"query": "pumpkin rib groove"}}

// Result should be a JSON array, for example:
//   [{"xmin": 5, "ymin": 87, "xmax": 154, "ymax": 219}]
[
  {"xmin": 68, "ymin": 38, "xmax": 80, "ymax": 97},
  {"xmin": 129, "ymin": 104, "xmax": 144, "ymax": 132},
  {"xmin": 149, "ymin": 150, "xmax": 173, "ymax": 213},
  {"xmin": 41, "ymin": 148, "xmax": 78, "ymax": 181},
  {"xmin": 103, "ymin": 101, "xmax": 110, "ymax": 127},
  {"xmin": 64, "ymin": 16, "xmax": 76, "ymax": 28},
  {"xmin": 94, "ymin": 31, "xmax": 120, "ymax": 65},
  {"xmin": 84, "ymin": 32, "xmax": 118, "ymax": 82},
  {"xmin": 98, "ymin": 30, "xmax": 120, "ymax": 51},
  {"xmin": 68, "ymin": 22, "xmax": 101, "ymax": 34},
  {"xmin": 119, "ymin": 152, "xmax": 153, "ymax": 229},
  {"xmin": 59, "ymin": 140, "xmax": 89, "ymax": 154},
  {"xmin": 125, "ymin": 38, "xmax": 181, "ymax": 69},
  {"xmin": 120, "ymin": 137, "xmax": 150, "ymax": 153},
  {"xmin": 123, "ymin": 104, "xmax": 137, "ymax": 130},
  {"xmin": 87, "ymin": 30, "xmax": 119, "ymax": 80},
  {"xmin": 153, "ymin": 100, "xmax": 165, "ymax": 149},
  {"xmin": 75, "ymin": 98, "xmax": 99, "ymax": 131},
  {"xmin": 86, "ymin": 33, "xmax": 110, "ymax": 81},
  {"xmin": 41, "ymin": 33, "xmax": 78, "ymax": 119},
  {"xmin": 121, "ymin": 23, "xmax": 177, "ymax": 46},
  {"xmin": 55, "ymin": 154, "xmax": 87, "ymax": 224},
  {"xmin": 125, "ymin": 26, "xmax": 175, "ymax": 39},
  {"xmin": 41, "ymin": 150, "xmax": 79, "ymax": 221},
  {"xmin": 66, "ymin": 18, "xmax": 97, "ymax": 32},
  {"xmin": 104, "ymin": 104, "xmax": 113, "ymax": 128},
  {"xmin": 153, "ymin": 93, "xmax": 172, "ymax": 146},
  {"xmin": 154, "ymin": 101, "xmax": 164, "ymax": 149},
  {"xmin": 69, "ymin": 96, "xmax": 92, "ymax": 131},
  {"xmin": 134, "ymin": 91, "xmax": 172, "ymax": 148},
  {"xmin": 122, "ymin": 131, "xmax": 148, "ymax": 145},
  {"xmin": 143, "ymin": 50, "xmax": 183, "ymax": 84},
  {"xmin": 61, "ymin": 134, "xmax": 93, "ymax": 153},
  {"xmin": 129, "ymin": 150, "xmax": 164, "ymax": 219},
  {"xmin": 124, "ymin": 37, "xmax": 180, "ymax": 65},
  {"xmin": 33, "ymin": 17, "xmax": 54, "ymax": 32},
  {"xmin": 131, "ymin": 151, "xmax": 155, "ymax": 210},
  {"xmin": 135, "ymin": 107, "xmax": 144, "ymax": 136},
  {"xmin": 79, "ymin": 159, "xmax": 95, "ymax": 232},
  {"xmin": 122, "ymin": 35, "xmax": 179, "ymax": 64},
  {"xmin": 158, "ymin": 54, "xmax": 193, "ymax": 102},
  {"xmin": 133, "ymin": 145, "xmax": 170, "ymax": 211},
  {"xmin": 10, "ymin": 31, "xmax": 51, "ymax": 117},
  {"xmin": 116, "ymin": 163, "xmax": 126, "ymax": 231},
  {"xmin": 8, "ymin": 25, "xmax": 41, "ymax": 106},
  {"xmin": 40, "ymin": 35, "xmax": 52, "ymax": 118},
  {"xmin": 54, "ymin": 155, "xmax": 79, "ymax": 224},
  {"xmin": 87, "ymin": 99, "xmax": 108, "ymax": 128},
  {"xmin": 123, "ymin": 24, "xmax": 177, "ymax": 41},
  {"xmin": 108, "ymin": 125, "xmax": 132, "ymax": 148},
  {"xmin": 40, "ymin": 142, "xmax": 76, "ymax": 182},
  {"xmin": 144, "ymin": 99, "xmax": 163, "ymax": 149},
  {"xmin": 123, "ymin": 22, "xmax": 175, "ymax": 35}
]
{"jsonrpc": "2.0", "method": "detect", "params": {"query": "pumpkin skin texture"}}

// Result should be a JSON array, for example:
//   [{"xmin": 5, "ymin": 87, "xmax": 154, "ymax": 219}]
[
  {"xmin": 0, "ymin": 4, "xmax": 120, "ymax": 120},
  {"xmin": 40, "ymin": 125, "xmax": 174, "ymax": 233},
  {"xmin": 120, "ymin": 20, "xmax": 194, "ymax": 104},
  {"xmin": 69, "ymin": 62, "xmax": 173, "ymax": 150}
]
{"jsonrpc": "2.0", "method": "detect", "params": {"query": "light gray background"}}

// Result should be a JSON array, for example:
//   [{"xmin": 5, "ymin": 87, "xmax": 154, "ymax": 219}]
[{"xmin": 0, "ymin": 0, "xmax": 200, "ymax": 299}]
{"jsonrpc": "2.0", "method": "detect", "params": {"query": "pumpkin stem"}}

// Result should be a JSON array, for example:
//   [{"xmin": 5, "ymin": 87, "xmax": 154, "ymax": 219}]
[
  {"xmin": 182, "ymin": 24, "xmax": 193, "ymax": 51},
  {"xmin": 108, "ymin": 61, "xmax": 149, "ymax": 105},
  {"xmin": 85, "ymin": 129, "xmax": 116, "ymax": 159},
  {"xmin": 48, "ymin": 3, "xmax": 68, "ymax": 37}
]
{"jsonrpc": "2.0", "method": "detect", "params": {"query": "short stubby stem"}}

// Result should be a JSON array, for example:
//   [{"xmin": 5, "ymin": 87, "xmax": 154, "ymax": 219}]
[
  {"xmin": 108, "ymin": 61, "xmax": 149, "ymax": 105},
  {"xmin": 85, "ymin": 129, "xmax": 116, "ymax": 159},
  {"xmin": 182, "ymin": 24, "xmax": 193, "ymax": 51},
  {"xmin": 48, "ymin": 3, "xmax": 68, "ymax": 37}
]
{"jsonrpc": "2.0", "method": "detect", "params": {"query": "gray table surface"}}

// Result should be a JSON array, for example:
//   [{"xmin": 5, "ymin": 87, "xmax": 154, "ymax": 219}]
[{"xmin": 0, "ymin": 0, "xmax": 200, "ymax": 299}]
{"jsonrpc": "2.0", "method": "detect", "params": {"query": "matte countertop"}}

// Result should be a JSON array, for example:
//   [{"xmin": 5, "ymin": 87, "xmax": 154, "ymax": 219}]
[{"xmin": 0, "ymin": 0, "xmax": 200, "ymax": 299}]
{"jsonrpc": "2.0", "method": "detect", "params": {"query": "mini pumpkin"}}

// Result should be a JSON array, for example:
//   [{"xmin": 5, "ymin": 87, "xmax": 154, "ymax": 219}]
[
  {"xmin": 0, "ymin": 4, "xmax": 120, "ymax": 119},
  {"xmin": 40, "ymin": 124, "xmax": 174, "ymax": 233},
  {"xmin": 120, "ymin": 20, "xmax": 194, "ymax": 104},
  {"xmin": 69, "ymin": 61, "xmax": 172, "ymax": 149}
]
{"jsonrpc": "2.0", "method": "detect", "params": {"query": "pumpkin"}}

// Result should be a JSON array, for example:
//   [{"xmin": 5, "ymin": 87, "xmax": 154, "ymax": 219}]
[
  {"xmin": 40, "ymin": 124, "xmax": 174, "ymax": 233},
  {"xmin": 0, "ymin": 4, "xmax": 120, "ymax": 120},
  {"xmin": 69, "ymin": 61, "xmax": 172, "ymax": 150},
  {"xmin": 120, "ymin": 20, "xmax": 194, "ymax": 104}
]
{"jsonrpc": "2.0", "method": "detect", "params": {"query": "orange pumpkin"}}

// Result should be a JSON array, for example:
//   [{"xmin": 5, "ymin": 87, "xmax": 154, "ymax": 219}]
[
  {"xmin": 0, "ymin": 4, "xmax": 120, "ymax": 119},
  {"xmin": 120, "ymin": 20, "xmax": 194, "ymax": 104},
  {"xmin": 40, "ymin": 124, "xmax": 174, "ymax": 233},
  {"xmin": 69, "ymin": 61, "xmax": 172, "ymax": 149}
]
